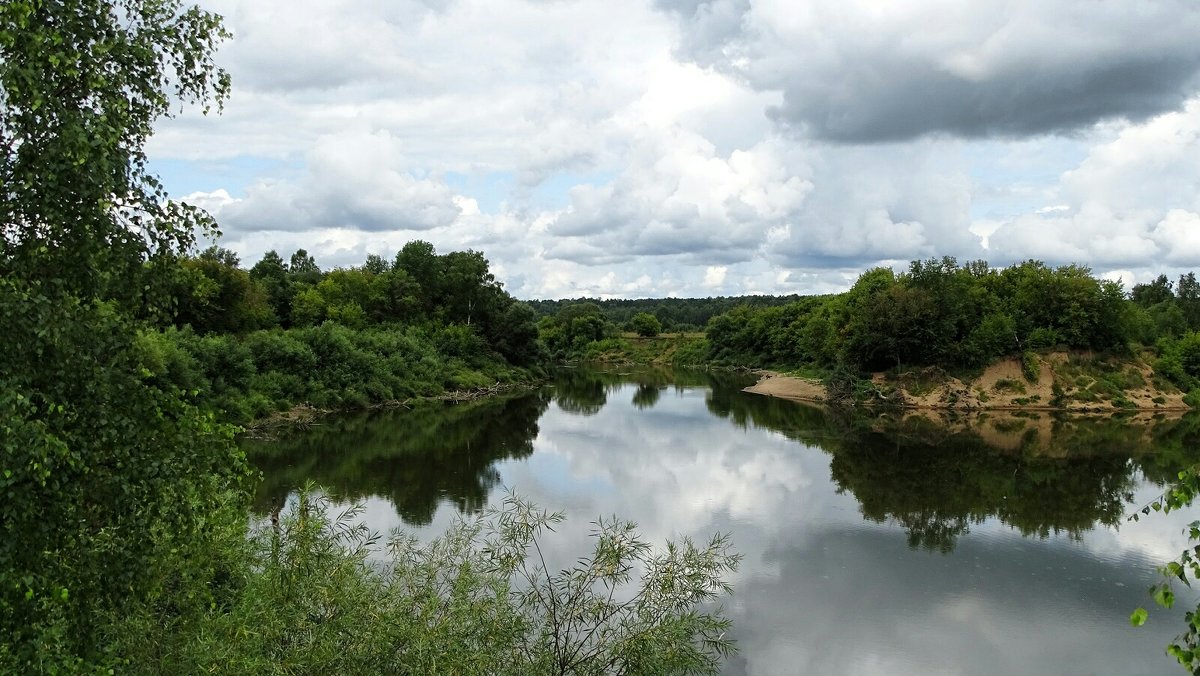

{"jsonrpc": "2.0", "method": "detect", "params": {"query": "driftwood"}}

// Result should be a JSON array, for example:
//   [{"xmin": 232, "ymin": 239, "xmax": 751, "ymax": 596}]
[
  {"xmin": 242, "ymin": 404, "xmax": 328, "ymax": 440},
  {"xmin": 431, "ymin": 381, "xmax": 517, "ymax": 403}
]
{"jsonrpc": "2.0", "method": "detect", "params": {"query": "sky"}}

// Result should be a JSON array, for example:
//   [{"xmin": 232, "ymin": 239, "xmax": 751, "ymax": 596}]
[{"xmin": 153, "ymin": 0, "xmax": 1200, "ymax": 300}]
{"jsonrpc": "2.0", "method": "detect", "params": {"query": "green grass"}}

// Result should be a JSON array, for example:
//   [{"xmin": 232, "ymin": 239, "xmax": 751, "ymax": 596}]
[{"xmin": 993, "ymin": 378, "xmax": 1027, "ymax": 394}]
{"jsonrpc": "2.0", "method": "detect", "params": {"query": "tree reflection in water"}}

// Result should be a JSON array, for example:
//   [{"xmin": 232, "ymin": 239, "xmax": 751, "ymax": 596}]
[
  {"xmin": 247, "ymin": 367, "xmax": 1200, "ymax": 549},
  {"xmin": 246, "ymin": 392, "xmax": 549, "ymax": 525},
  {"xmin": 707, "ymin": 388, "xmax": 1200, "ymax": 552}
]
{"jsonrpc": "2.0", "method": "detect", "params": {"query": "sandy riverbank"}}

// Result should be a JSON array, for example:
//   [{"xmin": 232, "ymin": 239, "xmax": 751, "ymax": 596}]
[{"xmin": 743, "ymin": 353, "xmax": 1193, "ymax": 412}]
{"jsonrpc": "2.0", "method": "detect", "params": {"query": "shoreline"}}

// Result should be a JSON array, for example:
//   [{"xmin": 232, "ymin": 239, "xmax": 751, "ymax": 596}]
[
  {"xmin": 241, "ymin": 380, "xmax": 542, "ymax": 439},
  {"xmin": 743, "ymin": 369, "xmax": 1194, "ymax": 414}
]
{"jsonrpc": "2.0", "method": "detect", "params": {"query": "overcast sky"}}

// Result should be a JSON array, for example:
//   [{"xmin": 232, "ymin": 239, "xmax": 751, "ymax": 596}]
[{"xmin": 154, "ymin": 0, "xmax": 1200, "ymax": 299}]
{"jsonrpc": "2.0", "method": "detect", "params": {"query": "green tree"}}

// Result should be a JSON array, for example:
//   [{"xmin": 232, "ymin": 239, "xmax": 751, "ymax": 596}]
[
  {"xmin": 0, "ymin": 1, "xmax": 247, "ymax": 669},
  {"xmin": 630, "ymin": 312, "xmax": 663, "ymax": 337},
  {"xmin": 199, "ymin": 244, "xmax": 241, "ymax": 268},
  {"xmin": 544, "ymin": 302, "xmax": 610, "ymax": 355},
  {"xmin": 492, "ymin": 301, "xmax": 543, "ymax": 365},
  {"xmin": 173, "ymin": 255, "xmax": 276, "ymax": 333},
  {"xmin": 288, "ymin": 248, "xmax": 322, "ymax": 286},
  {"xmin": 249, "ymin": 250, "xmax": 293, "ymax": 324},
  {"xmin": 395, "ymin": 240, "xmax": 441, "ymax": 310},
  {"xmin": 363, "ymin": 253, "xmax": 390, "ymax": 275},
  {"xmin": 1, "ymin": 0, "xmax": 230, "ymax": 305},
  {"xmin": 1131, "ymin": 468, "xmax": 1200, "ymax": 673},
  {"xmin": 1179, "ymin": 272, "xmax": 1200, "ymax": 330},
  {"xmin": 1132, "ymin": 274, "xmax": 1175, "ymax": 308},
  {"xmin": 250, "ymin": 250, "xmax": 289, "ymax": 278}
]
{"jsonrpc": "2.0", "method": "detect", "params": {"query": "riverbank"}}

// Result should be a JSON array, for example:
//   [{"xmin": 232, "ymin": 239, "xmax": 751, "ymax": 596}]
[
  {"xmin": 745, "ymin": 351, "xmax": 1193, "ymax": 412},
  {"xmin": 241, "ymin": 380, "xmax": 541, "ymax": 438}
]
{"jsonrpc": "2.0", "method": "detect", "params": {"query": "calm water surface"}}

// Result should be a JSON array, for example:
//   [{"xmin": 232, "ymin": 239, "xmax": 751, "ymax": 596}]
[{"xmin": 245, "ymin": 367, "xmax": 1200, "ymax": 675}]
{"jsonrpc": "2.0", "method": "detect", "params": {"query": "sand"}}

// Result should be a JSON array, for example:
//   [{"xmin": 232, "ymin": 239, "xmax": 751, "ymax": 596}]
[
  {"xmin": 743, "ymin": 370, "xmax": 828, "ymax": 402},
  {"xmin": 743, "ymin": 353, "xmax": 1191, "ymax": 412}
]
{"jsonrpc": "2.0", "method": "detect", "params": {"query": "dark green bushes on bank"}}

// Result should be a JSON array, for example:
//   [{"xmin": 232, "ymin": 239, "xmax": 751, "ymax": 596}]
[
  {"xmin": 164, "ymin": 241, "xmax": 542, "ymax": 366},
  {"xmin": 139, "ymin": 322, "xmax": 540, "ymax": 423},
  {"xmin": 701, "ymin": 257, "xmax": 1145, "ymax": 374},
  {"xmin": 137, "ymin": 240, "xmax": 546, "ymax": 421}
]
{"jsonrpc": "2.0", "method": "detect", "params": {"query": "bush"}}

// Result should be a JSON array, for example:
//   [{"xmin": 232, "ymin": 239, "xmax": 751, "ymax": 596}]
[
  {"xmin": 630, "ymin": 312, "xmax": 663, "ymax": 337},
  {"xmin": 1022, "ymin": 351, "xmax": 1040, "ymax": 382},
  {"xmin": 1026, "ymin": 327, "xmax": 1062, "ymax": 350},
  {"xmin": 1, "ymin": 287, "xmax": 249, "ymax": 671},
  {"xmin": 673, "ymin": 337, "xmax": 712, "ymax": 366},
  {"xmin": 109, "ymin": 489, "xmax": 741, "ymax": 675},
  {"xmin": 993, "ymin": 378, "xmax": 1026, "ymax": 394}
]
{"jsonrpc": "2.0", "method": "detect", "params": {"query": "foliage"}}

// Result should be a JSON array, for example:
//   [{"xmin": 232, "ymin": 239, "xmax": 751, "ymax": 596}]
[
  {"xmin": 0, "ymin": 0, "xmax": 253, "ymax": 669},
  {"xmin": 538, "ymin": 303, "xmax": 615, "ymax": 358},
  {"xmin": 106, "ymin": 488, "xmax": 740, "ymax": 675},
  {"xmin": 527, "ymin": 295, "xmax": 806, "ymax": 333},
  {"xmin": 130, "ymin": 238, "xmax": 546, "ymax": 424},
  {"xmin": 141, "ymin": 323, "xmax": 541, "ymax": 423},
  {"xmin": 630, "ymin": 311, "xmax": 663, "ymax": 337},
  {"xmin": 1022, "ymin": 350, "xmax": 1041, "ymax": 382},
  {"xmin": 672, "ymin": 337, "xmax": 712, "ymax": 366},
  {"xmin": 157, "ymin": 241, "xmax": 542, "ymax": 367},
  {"xmin": 1157, "ymin": 333, "xmax": 1200, "ymax": 392},
  {"xmin": 1, "ymin": 0, "xmax": 230, "ymax": 306},
  {"xmin": 0, "ymin": 287, "xmax": 250, "ymax": 671},
  {"xmin": 699, "ymin": 257, "xmax": 1147, "ymax": 378},
  {"xmin": 1130, "ymin": 467, "xmax": 1200, "ymax": 673}
]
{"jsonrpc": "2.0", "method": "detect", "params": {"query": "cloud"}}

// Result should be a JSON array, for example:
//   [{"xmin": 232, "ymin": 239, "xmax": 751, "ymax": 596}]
[
  {"xmin": 660, "ymin": 0, "xmax": 1200, "ymax": 142},
  {"xmin": 1152, "ymin": 210, "xmax": 1200, "ymax": 265},
  {"xmin": 987, "ymin": 98, "xmax": 1200, "ymax": 272},
  {"xmin": 154, "ymin": 1, "xmax": 1200, "ymax": 299},
  {"xmin": 702, "ymin": 265, "xmax": 727, "ymax": 287},
  {"xmin": 544, "ymin": 130, "xmax": 814, "ymax": 265},
  {"xmin": 185, "ymin": 129, "xmax": 462, "ymax": 234}
]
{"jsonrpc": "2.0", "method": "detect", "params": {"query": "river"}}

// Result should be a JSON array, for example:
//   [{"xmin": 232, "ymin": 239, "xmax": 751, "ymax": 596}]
[{"xmin": 244, "ymin": 366, "xmax": 1200, "ymax": 675}]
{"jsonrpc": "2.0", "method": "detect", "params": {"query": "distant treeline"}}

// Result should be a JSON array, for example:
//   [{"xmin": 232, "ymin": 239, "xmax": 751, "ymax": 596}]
[
  {"xmin": 155, "ymin": 248, "xmax": 1200, "ymax": 414},
  {"xmin": 695, "ymin": 258, "xmax": 1200, "ymax": 388},
  {"xmin": 526, "ymin": 295, "xmax": 807, "ymax": 332},
  {"xmin": 530, "ymin": 258, "xmax": 1200, "ymax": 398},
  {"xmin": 140, "ymin": 241, "xmax": 542, "ymax": 421}
]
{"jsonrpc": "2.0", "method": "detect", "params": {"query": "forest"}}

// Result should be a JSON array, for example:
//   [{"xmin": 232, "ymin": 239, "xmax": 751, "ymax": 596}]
[
  {"xmin": 139, "ymin": 242, "xmax": 542, "ymax": 422},
  {"xmin": 695, "ymin": 259, "xmax": 1200, "ymax": 397},
  {"xmin": 526, "ymin": 294, "xmax": 806, "ymax": 333},
  {"xmin": 535, "ymin": 258, "xmax": 1200, "ymax": 403}
]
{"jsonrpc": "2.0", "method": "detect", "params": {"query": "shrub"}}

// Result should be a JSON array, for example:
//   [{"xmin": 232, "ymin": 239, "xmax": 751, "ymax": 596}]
[
  {"xmin": 110, "ymin": 490, "xmax": 741, "ymax": 675},
  {"xmin": 1022, "ymin": 351, "xmax": 1040, "ymax": 382},
  {"xmin": 993, "ymin": 378, "xmax": 1026, "ymax": 394},
  {"xmin": 1026, "ymin": 327, "xmax": 1062, "ymax": 349},
  {"xmin": 630, "ymin": 312, "xmax": 663, "ymax": 337},
  {"xmin": 1184, "ymin": 389, "xmax": 1200, "ymax": 408}
]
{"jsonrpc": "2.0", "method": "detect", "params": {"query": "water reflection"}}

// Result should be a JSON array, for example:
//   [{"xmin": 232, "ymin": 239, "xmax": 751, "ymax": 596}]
[
  {"xmin": 704, "ymin": 389, "xmax": 1200, "ymax": 552},
  {"xmin": 245, "ymin": 392, "xmax": 549, "ymax": 524},
  {"xmin": 248, "ymin": 367, "xmax": 1200, "ymax": 545},
  {"xmin": 245, "ymin": 367, "xmax": 1200, "ymax": 675}
]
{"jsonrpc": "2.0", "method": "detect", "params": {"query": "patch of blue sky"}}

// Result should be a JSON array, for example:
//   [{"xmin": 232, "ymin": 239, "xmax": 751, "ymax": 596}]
[
  {"xmin": 529, "ymin": 171, "xmax": 615, "ymax": 210},
  {"xmin": 963, "ymin": 136, "xmax": 1091, "ymax": 221},
  {"xmin": 443, "ymin": 170, "xmax": 516, "ymax": 213},
  {"xmin": 150, "ymin": 156, "xmax": 303, "ymax": 198},
  {"xmin": 444, "ymin": 169, "xmax": 617, "ymax": 213}
]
